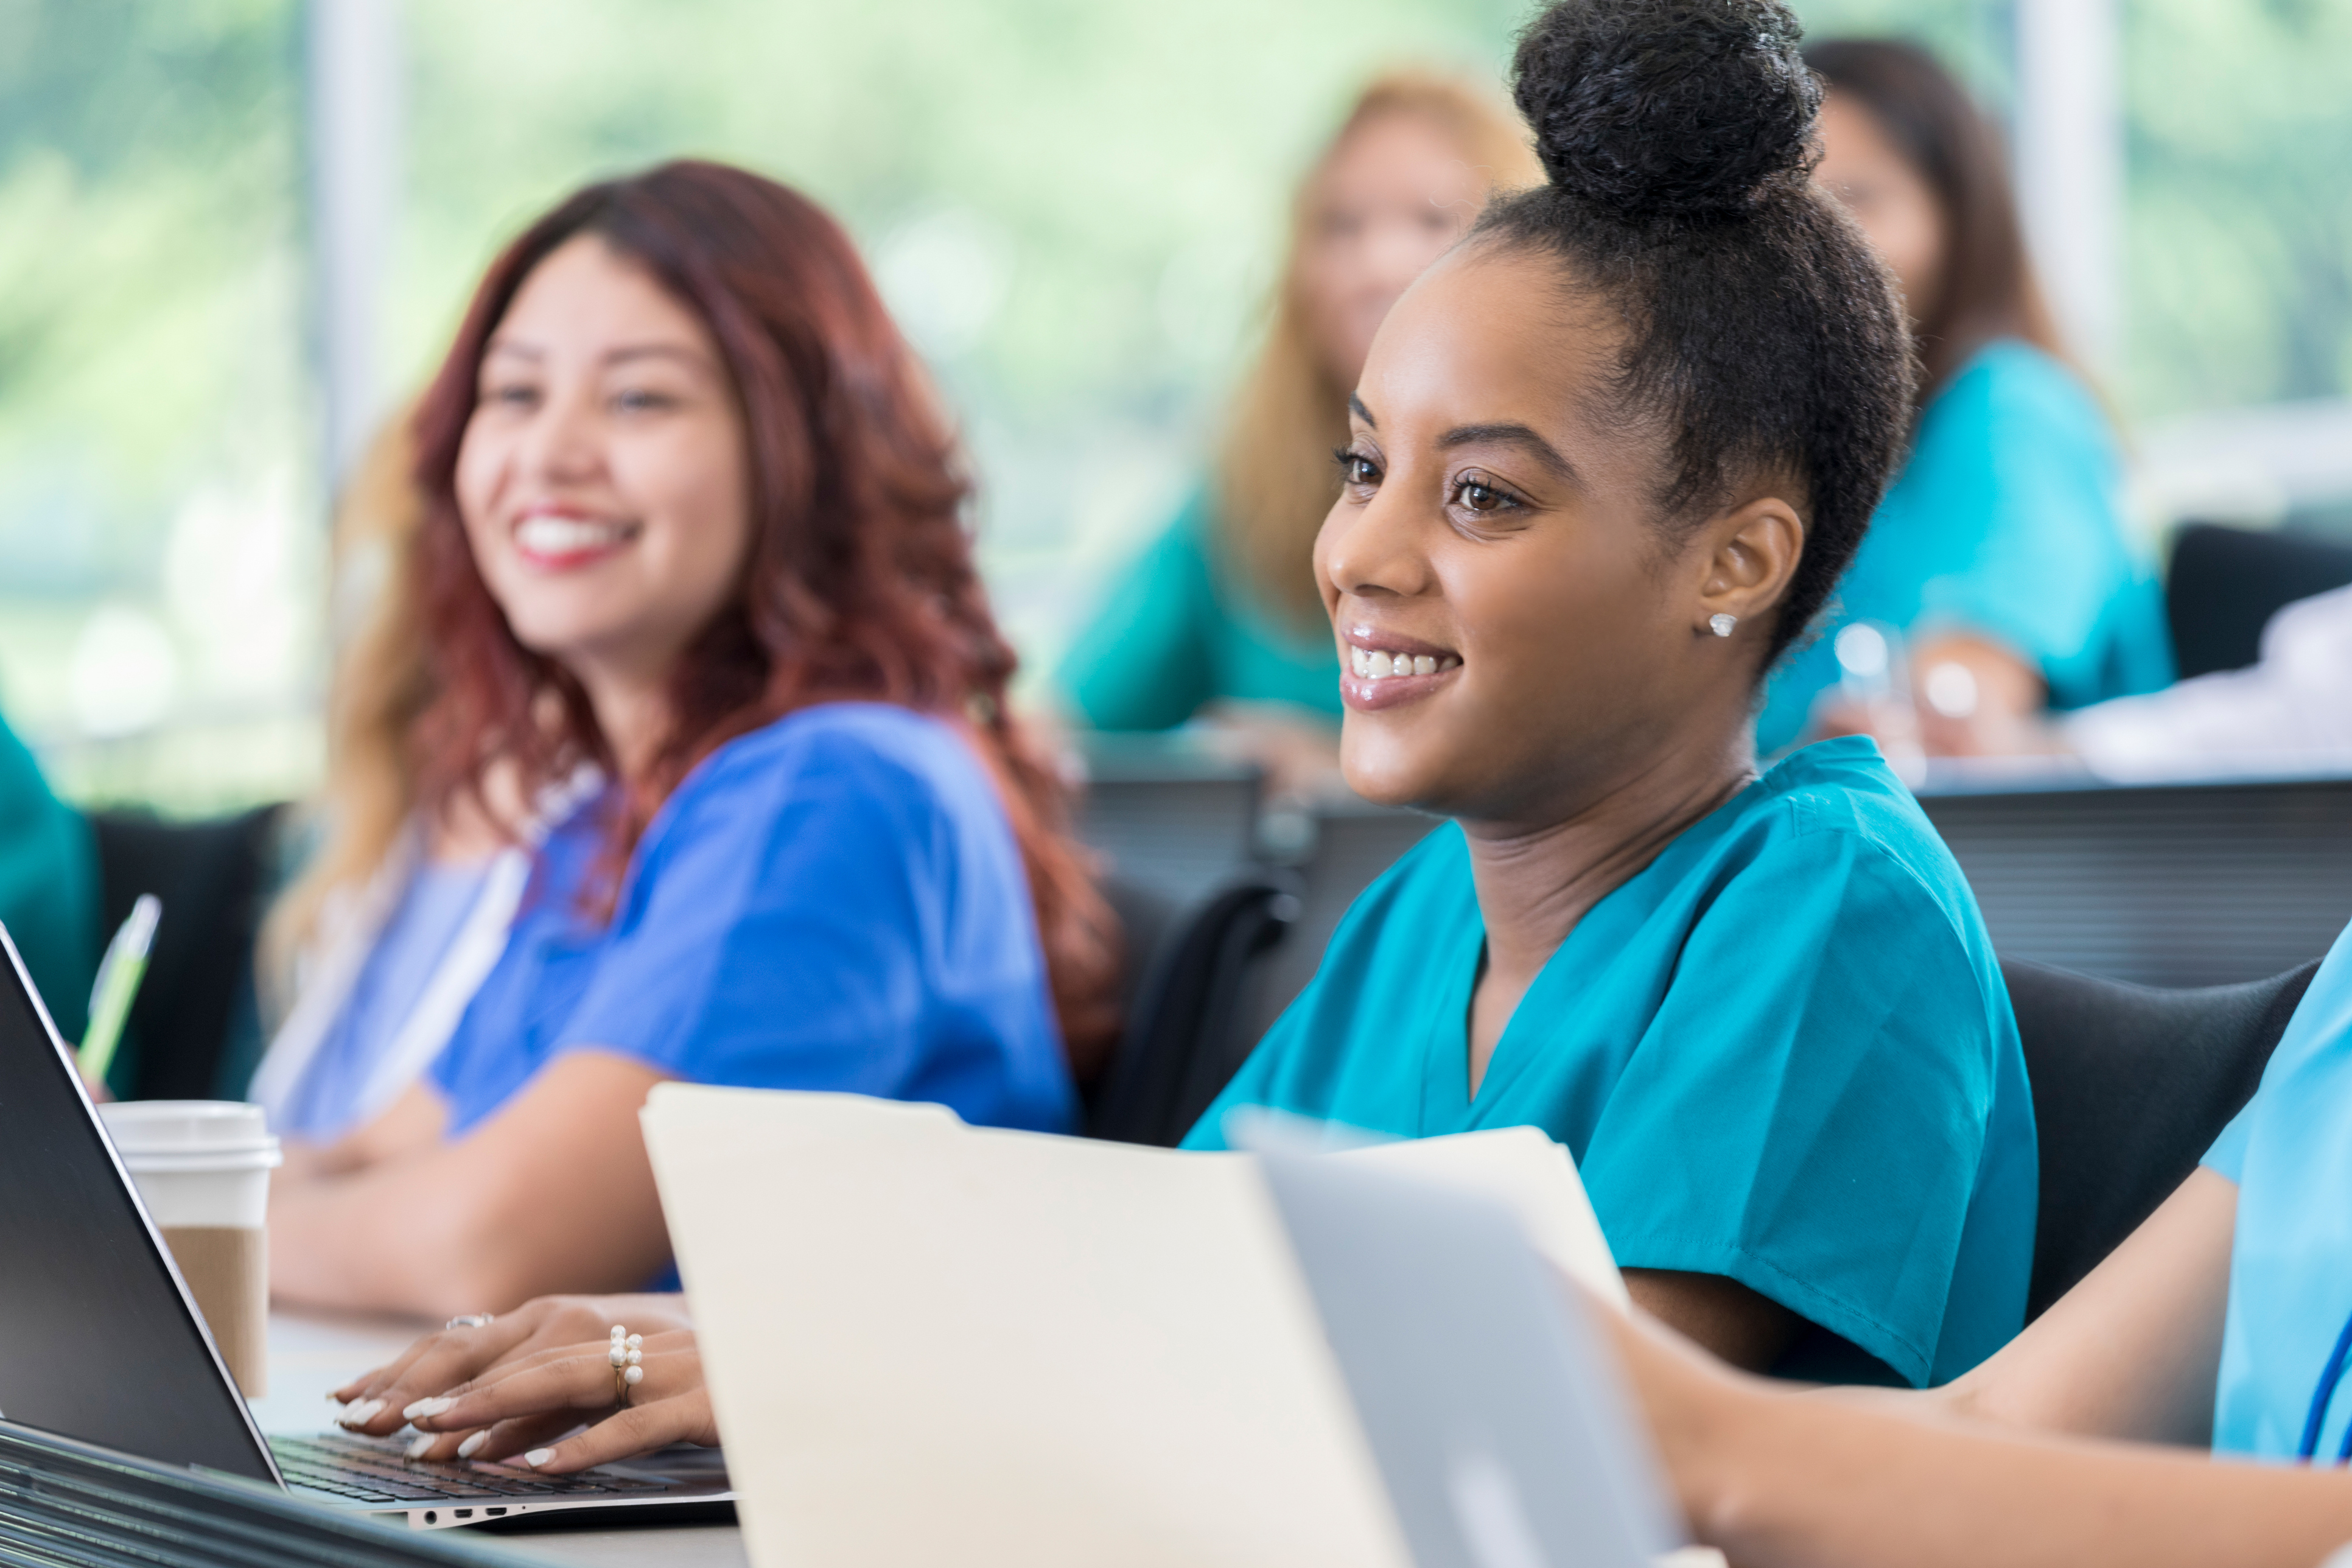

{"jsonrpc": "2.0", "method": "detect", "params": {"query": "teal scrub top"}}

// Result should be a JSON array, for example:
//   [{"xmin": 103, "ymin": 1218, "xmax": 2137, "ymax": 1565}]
[
  {"xmin": 1058, "ymin": 488, "xmax": 1342, "ymax": 731},
  {"xmin": 2201, "ymin": 918, "xmax": 2352, "ymax": 1459},
  {"xmin": 1185, "ymin": 737, "xmax": 2038, "ymax": 1387},
  {"xmin": 0, "ymin": 710, "xmax": 96, "ymax": 1042},
  {"xmin": 1756, "ymin": 341, "xmax": 2174, "ymax": 754}
]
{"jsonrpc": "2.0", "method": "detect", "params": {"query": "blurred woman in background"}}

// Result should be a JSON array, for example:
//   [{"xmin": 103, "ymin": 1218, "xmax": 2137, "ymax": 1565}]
[
  {"xmin": 1056, "ymin": 72, "xmax": 1540, "ymax": 794},
  {"xmin": 270, "ymin": 160, "xmax": 1116, "ymax": 1321},
  {"xmin": 1757, "ymin": 39, "xmax": 2172, "ymax": 758},
  {"xmin": 0, "ymin": 710, "xmax": 95, "ymax": 1043},
  {"xmin": 247, "ymin": 413, "xmax": 551, "ymax": 1144}
]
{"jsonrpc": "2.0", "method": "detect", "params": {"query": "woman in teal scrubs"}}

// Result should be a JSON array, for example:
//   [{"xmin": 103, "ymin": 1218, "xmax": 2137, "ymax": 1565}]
[
  {"xmin": 1756, "ymin": 40, "xmax": 2171, "ymax": 757},
  {"xmin": 296, "ymin": 0, "xmax": 2034, "ymax": 1469},
  {"xmin": 1608, "ymin": 915, "xmax": 2352, "ymax": 1564},
  {"xmin": 1187, "ymin": 0, "xmax": 2034, "ymax": 1384}
]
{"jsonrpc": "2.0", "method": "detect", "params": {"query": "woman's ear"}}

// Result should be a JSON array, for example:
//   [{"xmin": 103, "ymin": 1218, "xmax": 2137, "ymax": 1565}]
[{"xmin": 1692, "ymin": 496, "xmax": 1805, "ymax": 640}]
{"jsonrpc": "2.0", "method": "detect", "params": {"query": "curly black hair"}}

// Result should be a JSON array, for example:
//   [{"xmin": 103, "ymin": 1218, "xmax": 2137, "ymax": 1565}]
[{"xmin": 1475, "ymin": 0, "xmax": 1916, "ymax": 670}]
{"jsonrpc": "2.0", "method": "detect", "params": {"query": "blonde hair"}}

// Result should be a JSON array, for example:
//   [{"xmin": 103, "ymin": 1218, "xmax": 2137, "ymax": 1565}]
[
  {"xmin": 1217, "ymin": 70, "xmax": 1542, "ymax": 630},
  {"xmin": 258, "ymin": 409, "xmax": 435, "ymax": 1012}
]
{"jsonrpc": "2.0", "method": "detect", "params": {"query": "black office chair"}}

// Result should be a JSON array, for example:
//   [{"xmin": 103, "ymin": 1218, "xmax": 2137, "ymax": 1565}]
[
  {"xmin": 2005, "ymin": 955, "xmax": 2319, "ymax": 1320},
  {"xmin": 88, "ymin": 803, "xmax": 286, "ymax": 1101},
  {"xmin": 1086, "ymin": 873, "xmax": 1299, "ymax": 1146},
  {"xmin": 2165, "ymin": 522, "xmax": 2352, "ymax": 679}
]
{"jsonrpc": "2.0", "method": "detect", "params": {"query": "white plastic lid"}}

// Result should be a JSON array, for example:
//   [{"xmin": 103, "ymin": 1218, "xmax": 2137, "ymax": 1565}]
[{"xmin": 99, "ymin": 1100, "xmax": 282, "ymax": 1170}]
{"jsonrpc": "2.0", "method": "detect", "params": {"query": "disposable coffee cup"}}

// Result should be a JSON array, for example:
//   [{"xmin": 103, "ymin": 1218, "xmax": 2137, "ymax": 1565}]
[{"xmin": 97, "ymin": 1101, "xmax": 282, "ymax": 1397}]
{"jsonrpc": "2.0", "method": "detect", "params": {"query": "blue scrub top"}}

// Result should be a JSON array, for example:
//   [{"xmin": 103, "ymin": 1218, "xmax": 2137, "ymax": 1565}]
[
  {"xmin": 429, "ymin": 702, "xmax": 1076, "ymax": 1139},
  {"xmin": 1185, "ymin": 737, "xmax": 2038, "ymax": 1387},
  {"xmin": 277, "ymin": 858, "xmax": 494, "ymax": 1142},
  {"xmin": 1756, "ymin": 340, "xmax": 2174, "ymax": 754},
  {"xmin": 2202, "ymin": 919, "xmax": 2352, "ymax": 1458}
]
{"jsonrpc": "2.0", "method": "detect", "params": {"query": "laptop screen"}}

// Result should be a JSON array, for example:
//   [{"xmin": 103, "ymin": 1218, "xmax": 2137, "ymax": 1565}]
[{"xmin": 0, "ymin": 927, "xmax": 275, "ymax": 1481}]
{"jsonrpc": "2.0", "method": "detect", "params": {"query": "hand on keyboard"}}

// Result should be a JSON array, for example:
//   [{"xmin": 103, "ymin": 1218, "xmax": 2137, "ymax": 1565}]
[
  {"xmin": 331, "ymin": 1292, "xmax": 695, "ymax": 1452},
  {"xmin": 401, "ymin": 1327, "xmax": 715, "ymax": 1474}
]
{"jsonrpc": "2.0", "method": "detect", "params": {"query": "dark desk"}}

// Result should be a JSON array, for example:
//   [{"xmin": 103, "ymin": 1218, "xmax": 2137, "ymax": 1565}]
[
  {"xmin": 1916, "ymin": 767, "xmax": 2352, "ymax": 987},
  {"xmin": 1074, "ymin": 735, "xmax": 1263, "ymax": 909}
]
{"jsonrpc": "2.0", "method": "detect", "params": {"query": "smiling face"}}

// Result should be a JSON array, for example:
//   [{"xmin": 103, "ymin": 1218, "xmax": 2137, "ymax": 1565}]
[
  {"xmin": 1295, "ymin": 109, "xmax": 1489, "ymax": 391},
  {"xmin": 455, "ymin": 235, "xmax": 753, "ymax": 701},
  {"xmin": 1317, "ymin": 245, "xmax": 1802, "ymax": 826}
]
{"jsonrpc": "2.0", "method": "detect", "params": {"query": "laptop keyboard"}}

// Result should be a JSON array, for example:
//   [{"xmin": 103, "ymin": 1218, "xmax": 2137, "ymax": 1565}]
[{"xmin": 269, "ymin": 1432, "xmax": 674, "ymax": 1505}]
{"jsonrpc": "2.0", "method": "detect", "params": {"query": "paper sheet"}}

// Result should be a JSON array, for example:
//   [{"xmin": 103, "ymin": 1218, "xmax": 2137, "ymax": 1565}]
[{"xmin": 1340, "ymin": 1126, "xmax": 1628, "ymax": 1307}]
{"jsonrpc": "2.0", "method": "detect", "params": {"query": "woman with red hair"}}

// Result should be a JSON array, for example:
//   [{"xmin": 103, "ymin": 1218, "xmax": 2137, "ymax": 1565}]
[{"xmin": 268, "ymin": 160, "xmax": 1117, "ymax": 1321}]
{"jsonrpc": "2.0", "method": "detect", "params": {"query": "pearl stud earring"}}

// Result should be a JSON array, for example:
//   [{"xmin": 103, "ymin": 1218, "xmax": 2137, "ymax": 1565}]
[{"xmin": 1709, "ymin": 613, "xmax": 1737, "ymax": 637}]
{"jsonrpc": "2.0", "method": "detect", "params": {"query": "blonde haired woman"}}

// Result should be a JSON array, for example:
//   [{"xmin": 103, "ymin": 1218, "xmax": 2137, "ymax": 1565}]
[
  {"xmin": 249, "ymin": 414, "xmax": 558, "ymax": 1143},
  {"xmin": 1058, "ymin": 71, "xmax": 1539, "ymax": 791}
]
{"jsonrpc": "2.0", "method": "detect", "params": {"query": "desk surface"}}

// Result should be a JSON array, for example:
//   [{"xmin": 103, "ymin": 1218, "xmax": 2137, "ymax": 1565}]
[{"xmin": 259, "ymin": 1310, "xmax": 747, "ymax": 1568}]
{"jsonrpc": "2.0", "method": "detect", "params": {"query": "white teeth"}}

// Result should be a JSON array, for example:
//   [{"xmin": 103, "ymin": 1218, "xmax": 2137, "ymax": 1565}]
[
  {"xmin": 1347, "ymin": 645, "xmax": 1460, "ymax": 682},
  {"xmin": 515, "ymin": 515, "xmax": 629, "ymax": 556}
]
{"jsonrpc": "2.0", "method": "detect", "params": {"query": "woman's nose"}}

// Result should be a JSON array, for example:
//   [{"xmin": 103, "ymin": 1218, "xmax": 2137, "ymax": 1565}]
[
  {"xmin": 1321, "ymin": 483, "xmax": 1432, "ymax": 602},
  {"xmin": 514, "ymin": 387, "xmax": 601, "ymax": 482}
]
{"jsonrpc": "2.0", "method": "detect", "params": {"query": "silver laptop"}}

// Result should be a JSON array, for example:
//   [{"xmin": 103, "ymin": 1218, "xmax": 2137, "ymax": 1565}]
[
  {"xmin": 0, "ymin": 923, "xmax": 732, "ymax": 1530},
  {"xmin": 1250, "ymin": 1135, "xmax": 1681, "ymax": 1568}
]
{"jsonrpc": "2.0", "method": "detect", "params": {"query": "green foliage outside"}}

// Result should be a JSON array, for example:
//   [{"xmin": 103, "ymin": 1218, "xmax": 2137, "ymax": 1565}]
[{"xmin": 0, "ymin": 0, "xmax": 2343, "ymax": 812}]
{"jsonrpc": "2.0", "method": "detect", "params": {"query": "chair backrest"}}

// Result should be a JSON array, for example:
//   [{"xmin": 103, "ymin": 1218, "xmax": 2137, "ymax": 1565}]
[
  {"xmin": 2004, "ymin": 955, "xmax": 2318, "ymax": 1319},
  {"xmin": 89, "ymin": 805, "xmax": 285, "ymax": 1101},
  {"xmin": 2166, "ymin": 521, "xmax": 2352, "ymax": 679},
  {"xmin": 1235, "ymin": 803, "xmax": 1440, "ymax": 1049},
  {"xmin": 1086, "ymin": 874, "xmax": 1299, "ymax": 1147}
]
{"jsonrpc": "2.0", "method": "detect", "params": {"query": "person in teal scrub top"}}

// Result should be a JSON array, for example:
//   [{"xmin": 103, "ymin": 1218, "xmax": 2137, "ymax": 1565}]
[
  {"xmin": 0, "ymin": 708, "xmax": 97, "ymax": 1041},
  {"xmin": 1604, "ymin": 913, "xmax": 2352, "ymax": 1566},
  {"xmin": 332, "ymin": 0, "xmax": 2034, "ymax": 1475},
  {"xmin": 1059, "ymin": 72, "xmax": 1540, "ymax": 794},
  {"xmin": 1187, "ymin": 0, "xmax": 2035, "ymax": 1385},
  {"xmin": 1752, "ymin": 39, "xmax": 2171, "ymax": 758}
]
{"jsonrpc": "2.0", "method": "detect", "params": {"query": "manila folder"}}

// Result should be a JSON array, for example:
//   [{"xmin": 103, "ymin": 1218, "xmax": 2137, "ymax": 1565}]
[{"xmin": 642, "ymin": 1086, "xmax": 1412, "ymax": 1568}]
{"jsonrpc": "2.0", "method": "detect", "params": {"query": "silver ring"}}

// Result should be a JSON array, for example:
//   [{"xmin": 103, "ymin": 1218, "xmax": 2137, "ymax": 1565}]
[{"xmin": 445, "ymin": 1313, "xmax": 495, "ymax": 1330}]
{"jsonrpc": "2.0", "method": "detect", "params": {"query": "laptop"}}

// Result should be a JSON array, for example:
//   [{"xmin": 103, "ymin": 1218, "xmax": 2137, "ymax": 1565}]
[
  {"xmin": 1249, "ymin": 1138, "xmax": 1682, "ymax": 1568},
  {"xmin": 0, "ymin": 923, "xmax": 732, "ymax": 1530}
]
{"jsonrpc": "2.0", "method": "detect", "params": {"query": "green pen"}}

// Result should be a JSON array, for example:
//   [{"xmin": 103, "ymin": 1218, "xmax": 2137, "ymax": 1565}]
[{"xmin": 79, "ymin": 894, "xmax": 161, "ymax": 1091}]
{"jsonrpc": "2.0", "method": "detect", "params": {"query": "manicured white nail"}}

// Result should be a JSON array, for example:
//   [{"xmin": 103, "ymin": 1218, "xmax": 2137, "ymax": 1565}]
[
  {"xmin": 402, "ymin": 1396, "xmax": 455, "ymax": 1421},
  {"xmin": 405, "ymin": 1434, "xmax": 435, "ymax": 1458},
  {"xmin": 457, "ymin": 1432, "xmax": 488, "ymax": 1459},
  {"xmin": 523, "ymin": 1448, "xmax": 555, "ymax": 1468},
  {"xmin": 338, "ymin": 1399, "xmax": 383, "ymax": 1426}
]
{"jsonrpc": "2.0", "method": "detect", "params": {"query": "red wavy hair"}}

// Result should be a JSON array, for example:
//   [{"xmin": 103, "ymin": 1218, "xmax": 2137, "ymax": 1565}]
[{"xmin": 407, "ymin": 159, "xmax": 1119, "ymax": 1071}]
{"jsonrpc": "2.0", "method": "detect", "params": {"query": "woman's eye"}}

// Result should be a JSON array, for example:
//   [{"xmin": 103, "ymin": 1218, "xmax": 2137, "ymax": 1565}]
[
  {"xmin": 483, "ymin": 382, "xmax": 538, "ymax": 408},
  {"xmin": 1335, "ymin": 448, "xmax": 1382, "ymax": 487},
  {"xmin": 1456, "ymin": 478, "xmax": 1513, "ymax": 513},
  {"xmin": 612, "ymin": 388, "xmax": 677, "ymax": 415}
]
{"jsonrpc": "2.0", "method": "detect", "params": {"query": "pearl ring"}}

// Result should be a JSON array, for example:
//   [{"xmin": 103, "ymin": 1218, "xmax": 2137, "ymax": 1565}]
[{"xmin": 608, "ymin": 1325, "xmax": 645, "ymax": 1407}]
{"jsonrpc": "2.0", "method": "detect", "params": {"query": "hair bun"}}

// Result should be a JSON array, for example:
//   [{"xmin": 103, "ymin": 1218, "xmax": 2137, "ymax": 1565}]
[{"xmin": 1513, "ymin": 0, "xmax": 1819, "ymax": 223}]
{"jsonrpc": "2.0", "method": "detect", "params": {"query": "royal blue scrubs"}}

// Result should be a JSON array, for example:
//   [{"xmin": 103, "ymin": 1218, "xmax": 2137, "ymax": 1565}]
[
  {"xmin": 428, "ymin": 702, "xmax": 1074, "ymax": 1139},
  {"xmin": 2203, "ymin": 920, "xmax": 2352, "ymax": 1458},
  {"xmin": 1755, "ymin": 340, "xmax": 2173, "ymax": 754},
  {"xmin": 1185, "ymin": 737, "xmax": 2038, "ymax": 1387}
]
